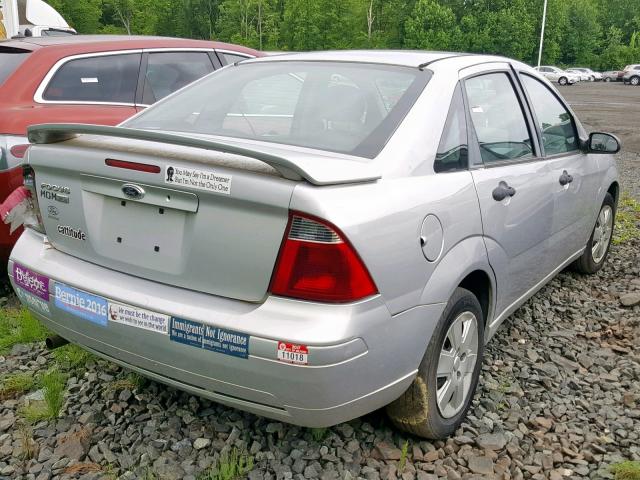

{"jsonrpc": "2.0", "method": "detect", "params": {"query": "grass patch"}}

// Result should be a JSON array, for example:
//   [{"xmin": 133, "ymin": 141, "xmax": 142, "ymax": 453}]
[
  {"xmin": 198, "ymin": 448, "xmax": 254, "ymax": 480},
  {"xmin": 20, "ymin": 368, "xmax": 67, "ymax": 423},
  {"xmin": 52, "ymin": 344, "xmax": 94, "ymax": 371},
  {"xmin": 0, "ymin": 372, "xmax": 36, "ymax": 399},
  {"xmin": 0, "ymin": 307, "xmax": 49, "ymax": 353},
  {"xmin": 109, "ymin": 372, "xmax": 146, "ymax": 392},
  {"xmin": 613, "ymin": 195, "xmax": 640, "ymax": 245},
  {"xmin": 310, "ymin": 427, "xmax": 328, "ymax": 442},
  {"xmin": 17, "ymin": 423, "xmax": 38, "ymax": 461},
  {"xmin": 611, "ymin": 461, "xmax": 640, "ymax": 480},
  {"xmin": 398, "ymin": 440, "xmax": 409, "ymax": 473}
]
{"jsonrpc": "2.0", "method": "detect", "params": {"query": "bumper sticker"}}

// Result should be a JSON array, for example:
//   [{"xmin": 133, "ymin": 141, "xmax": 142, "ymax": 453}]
[
  {"xmin": 15, "ymin": 288, "xmax": 50, "ymax": 316},
  {"xmin": 108, "ymin": 302, "xmax": 169, "ymax": 335},
  {"xmin": 165, "ymin": 165, "xmax": 232, "ymax": 195},
  {"xmin": 277, "ymin": 342, "xmax": 309, "ymax": 365},
  {"xmin": 170, "ymin": 317, "xmax": 249, "ymax": 359},
  {"xmin": 13, "ymin": 263, "xmax": 49, "ymax": 301},
  {"xmin": 54, "ymin": 283, "xmax": 108, "ymax": 326}
]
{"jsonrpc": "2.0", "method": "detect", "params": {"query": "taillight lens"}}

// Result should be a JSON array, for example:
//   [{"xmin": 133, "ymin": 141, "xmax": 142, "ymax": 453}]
[
  {"xmin": 10, "ymin": 144, "xmax": 30, "ymax": 159},
  {"xmin": 22, "ymin": 165, "xmax": 45, "ymax": 234},
  {"xmin": 270, "ymin": 212, "xmax": 377, "ymax": 303}
]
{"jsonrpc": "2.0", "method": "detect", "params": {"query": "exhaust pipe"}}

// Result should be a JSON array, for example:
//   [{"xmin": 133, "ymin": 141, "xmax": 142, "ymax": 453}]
[{"xmin": 45, "ymin": 335, "xmax": 69, "ymax": 350}]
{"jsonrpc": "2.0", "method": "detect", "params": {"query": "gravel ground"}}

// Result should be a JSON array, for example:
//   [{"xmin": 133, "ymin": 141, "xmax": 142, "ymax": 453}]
[{"xmin": 1, "ymin": 85, "xmax": 639, "ymax": 480}]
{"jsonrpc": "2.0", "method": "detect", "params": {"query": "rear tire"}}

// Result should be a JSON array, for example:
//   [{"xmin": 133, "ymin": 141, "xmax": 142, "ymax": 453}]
[
  {"xmin": 559, "ymin": 77, "xmax": 568, "ymax": 86},
  {"xmin": 604, "ymin": 77, "xmax": 611, "ymax": 82},
  {"xmin": 630, "ymin": 76, "xmax": 640, "ymax": 86},
  {"xmin": 573, "ymin": 193, "xmax": 616, "ymax": 274},
  {"xmin": 386, "ymin": 288, "xmax": 484, "ymax": 439}
]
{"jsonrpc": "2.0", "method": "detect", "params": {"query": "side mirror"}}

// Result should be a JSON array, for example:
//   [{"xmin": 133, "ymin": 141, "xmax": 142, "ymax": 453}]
[{"xmin": 587, "ymin": 132, "xmax": 621, "ymax": 154}]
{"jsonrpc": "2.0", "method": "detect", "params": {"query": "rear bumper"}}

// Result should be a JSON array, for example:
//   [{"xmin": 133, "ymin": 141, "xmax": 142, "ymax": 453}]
[{"xmin": 10, "ymin": 229, "xmax": 445, "ymax": 427}]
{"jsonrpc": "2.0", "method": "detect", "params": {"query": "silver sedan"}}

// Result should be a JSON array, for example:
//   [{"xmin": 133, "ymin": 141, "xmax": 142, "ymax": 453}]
[{"xmin": 12, "ymin": 51, "xmax": 620, "ymax": 439}]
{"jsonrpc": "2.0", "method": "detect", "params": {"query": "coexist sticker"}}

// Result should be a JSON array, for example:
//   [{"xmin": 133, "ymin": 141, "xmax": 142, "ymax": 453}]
[
  {"xmin": 277, "ymin": 342, "xmax": 309, "ymax": 365},
  {"xmin": 108, "ymin": 302, "xmax": 169, "ymax": 335},
  {"xmin": 15, "ymin": 288, "xmax": 50, "ymax": 316},
  {"xmin": 54, "ymin": 283, "xmax": 108, "ymax": 326},
  {"xmin": 165, "ymin": 165, "xmax": 232, "ymax": 195},
  {"xmin": 13, "ymin": 263, "xmax": 49, "ymax": 301},
  {"xmin": 169, "ymin": 317, "xmax": 249, "ymax": 359}
]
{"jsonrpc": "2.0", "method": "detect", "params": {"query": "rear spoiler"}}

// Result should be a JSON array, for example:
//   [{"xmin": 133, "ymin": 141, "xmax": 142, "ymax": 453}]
[{"xmin": 27, "ymin": 124, "xmax": 382, "ymax": 186}]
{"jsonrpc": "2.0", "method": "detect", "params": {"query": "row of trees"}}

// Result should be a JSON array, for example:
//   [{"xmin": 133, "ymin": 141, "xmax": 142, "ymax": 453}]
[{"xmin": 46, "ymin": 0, "xmax": 640, "ymax": 70}]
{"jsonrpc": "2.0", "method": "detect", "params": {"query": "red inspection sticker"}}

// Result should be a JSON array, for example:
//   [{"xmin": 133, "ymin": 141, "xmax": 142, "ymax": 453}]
[{"xmin": 277, "ymin": 342, "xmax": 309, "ymax": 365}]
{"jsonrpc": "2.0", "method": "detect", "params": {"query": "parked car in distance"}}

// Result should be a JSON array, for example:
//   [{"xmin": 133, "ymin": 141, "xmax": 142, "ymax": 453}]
[
  {"xmin": 13, "ymin": 51, "xmax": 620, "ymax": 439},
  {"xmin": 622, "ymin": 64, "xmax": 640, "ymax": 85},
  {"xmin": 0, "ymin": 35, "xmax": 260, "ymax": 264},
  {"xmin": 602, "ymin": 71, "xmax": 622, "ymax": 82},
  {"xmin": 534, "ymin": 65, "xmax": 579, "ymax": 85},
  {"xmin": 567, "ymin": 68, "xmax": 602, "ymax": 81}
]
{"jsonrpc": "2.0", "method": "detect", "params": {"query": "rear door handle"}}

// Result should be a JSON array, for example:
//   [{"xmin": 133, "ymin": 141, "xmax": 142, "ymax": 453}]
[
  {"xmin": 492, "ymin": 181, "xmax": 517, "ymax": 201},
  {"xmin": 559, "ymin": 170, "xmax": 574, "ymax": 186}
]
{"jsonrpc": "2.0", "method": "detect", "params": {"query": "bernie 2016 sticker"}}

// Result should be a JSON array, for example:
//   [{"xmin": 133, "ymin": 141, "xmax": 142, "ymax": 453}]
[
  {"xmin": 169, "ymin": 317, "xmax": 249, "ymax": 359},
  {"xmin": 108, "ymin": 302, "xmax": 170, "ymax": 335},
  {"xmin": 277, "ymin": 342, "xmax": 309, "ymax": 365},
  {"xmin": 165, "ymin": 165, "xmax": 232, "ymax": 195},
  {"xmin": 13, "ymin": 263, "xmax": 49, "ymax": 301},
  {"xmin": 54, "ymin": 282, "xmax": 108, "ymax": 326}
]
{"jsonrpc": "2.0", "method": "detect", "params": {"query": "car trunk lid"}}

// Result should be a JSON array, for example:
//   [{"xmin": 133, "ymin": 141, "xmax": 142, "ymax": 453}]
[{"xmin": 27, "ymin": 125, "xmax": 380, "ymax": 302}]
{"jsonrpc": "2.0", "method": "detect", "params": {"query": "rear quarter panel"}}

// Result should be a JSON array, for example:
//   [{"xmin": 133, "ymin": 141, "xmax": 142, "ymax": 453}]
[{"xmin": 290, "ymin": 171, "xmax": 487, "ymax": 316}]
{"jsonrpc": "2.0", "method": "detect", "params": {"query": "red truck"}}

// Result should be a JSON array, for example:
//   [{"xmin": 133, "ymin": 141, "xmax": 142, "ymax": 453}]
[{"xmin": 0, "ymin": 35, "xmax": 260, "ymax": 264}]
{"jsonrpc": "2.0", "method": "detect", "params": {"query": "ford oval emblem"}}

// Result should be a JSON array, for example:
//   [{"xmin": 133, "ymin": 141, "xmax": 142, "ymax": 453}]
[{"xmin": 121, "ymin": 184, "xmax": 145, "ymax": 200}]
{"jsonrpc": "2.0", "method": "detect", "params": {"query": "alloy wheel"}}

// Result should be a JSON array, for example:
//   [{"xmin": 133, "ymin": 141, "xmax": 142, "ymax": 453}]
[
  {"xmin": 592, "ymin": 204, "xmax": 613, "ymax": 264},
  {"xmin": 436, "ymin": 311, "xmax": 479, "ymax": 419}
]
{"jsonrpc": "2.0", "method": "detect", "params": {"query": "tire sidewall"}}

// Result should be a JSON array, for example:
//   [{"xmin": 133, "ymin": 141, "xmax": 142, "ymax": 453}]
[
  {"xmin": 583, "ymin": 193, "xmax": 616, "ymax": 272},
  {"xmin": 419, "ymin": 288, "xmax": 484, "ymax": 438}
]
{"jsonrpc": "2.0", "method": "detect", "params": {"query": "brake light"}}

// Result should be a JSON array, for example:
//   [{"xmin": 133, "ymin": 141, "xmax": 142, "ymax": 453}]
[
  {"xmin": 270, "ymin": 212, "xmax": 377, "ymax": 303},
  {"xmin": 10, "ymin": 144, "xmax": 30, "ymax": 159},
  {"xmin": 22, "ymin": 165, "xmax": 45, "ymax": 233},
  {"xmin": 105, "ymin": 158, "xmax": 161, "ymax": 173}
]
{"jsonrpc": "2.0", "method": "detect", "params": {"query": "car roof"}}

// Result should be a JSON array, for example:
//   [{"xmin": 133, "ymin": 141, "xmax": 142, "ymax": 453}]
[
  {"xmin": 0, "ymin": 35, "xmax": 260, "ymax": 56},
  {"xmin": 244, "ymin": 50, "xmax": 531, "ymax": 71}
]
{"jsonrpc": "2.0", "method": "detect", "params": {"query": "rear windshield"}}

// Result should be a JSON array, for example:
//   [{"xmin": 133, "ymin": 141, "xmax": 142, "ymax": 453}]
[
  {"xmin": 126, "ymin": 61, "xmax": 429, "ymax": 158},
  {"xmin": 0, "ymin": 50, "xmax": 30, "ymax": 87}
]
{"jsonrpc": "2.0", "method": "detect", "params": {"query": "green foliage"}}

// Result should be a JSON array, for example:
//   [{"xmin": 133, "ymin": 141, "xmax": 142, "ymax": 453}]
[
  {"xmin": 52, "ymin": 344, "xmax": 94, "ymax": 371},
  {"xmin": 613, "ymin": 196, "xmax": 640, "ymax": 245},
  {"xmin": 38, "ymin": 0, "xmax": 640, "ymax": 77},
  {"xmin": 0, "ymin": 307, "xmax": 50, "ymax": 354},
  {"xmin": 198, "ymin": 448, "xmax": 254, "ymax": 480},
  {"xmin": 21, "ymin": 369, "xmax": 67, "ymax": 423},
  {"xmin": 0, "ymin": 372, "xmax": 36, "ymax": 399},
  {"xmin": 611, "ymin": 461, "xmax": 640, "ymax": 480},
  {"xmin": 398, "ymin": 440, "xmax": 409, "ymax": 472},
  {"xmin": 310, "ymin": 427, "xmax": 328, "ymax": 442}
]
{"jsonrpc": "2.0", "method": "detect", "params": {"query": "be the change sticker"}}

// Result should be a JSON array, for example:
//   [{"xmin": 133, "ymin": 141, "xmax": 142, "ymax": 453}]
[{"xmin": 108, "ymin": 302, "xmax": 169, "ymax": 335}]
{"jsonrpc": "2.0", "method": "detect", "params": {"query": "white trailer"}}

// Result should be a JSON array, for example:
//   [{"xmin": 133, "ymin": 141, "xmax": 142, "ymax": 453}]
[{"xmin": 1, "ymin": 0, "xmax": 75, "ymax": 39}]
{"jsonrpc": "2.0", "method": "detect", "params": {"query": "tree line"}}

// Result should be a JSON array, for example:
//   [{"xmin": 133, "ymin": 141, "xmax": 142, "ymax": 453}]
[{"xmin": 46, "ymin": 0, "xmax": 640, "ymax": 70}]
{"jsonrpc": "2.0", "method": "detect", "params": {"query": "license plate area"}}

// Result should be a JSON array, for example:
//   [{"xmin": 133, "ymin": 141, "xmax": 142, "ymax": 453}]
[{"xmin": 87, "ymin": 194, "xmax": 189, "ymax": 274}]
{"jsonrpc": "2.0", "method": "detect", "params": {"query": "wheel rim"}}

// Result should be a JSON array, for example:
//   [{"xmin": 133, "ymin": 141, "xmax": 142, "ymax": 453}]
[
  {"xmin": 436, "ymin": 311, "xmax": 479, "ymax": 419},
  {"xmin": 591, "ymin": 204, "xmax": 613, "ymax": 264},
  {"xmin": 632, "ymin": 77, "xmax": 639, "ymax": 85},
  {"xmin": 560, "ymin": 78, "xmax": 566, "ymax": 85}
]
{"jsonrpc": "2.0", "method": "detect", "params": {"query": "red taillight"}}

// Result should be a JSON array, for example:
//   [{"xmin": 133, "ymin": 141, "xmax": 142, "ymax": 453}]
[
  {"xmin": 270, "ymin": 212, "xmax": 378, "ymax": 303},
  {"xmin": 10, "ymin": 144, "xmax": 30, "ymax": 159},
  {"xmin": 105, "ymin": 158, "xmax": 161, "ymax": 173}
]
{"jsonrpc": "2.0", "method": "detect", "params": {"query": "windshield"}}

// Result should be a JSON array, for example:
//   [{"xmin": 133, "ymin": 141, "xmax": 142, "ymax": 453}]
[
  {"xmin": 0, "ymin": 50, "xmax": 30, "ymax": 87},
  {"xmin": 126, "ymin": 61, "xmax": 429, "ymax": 158}
]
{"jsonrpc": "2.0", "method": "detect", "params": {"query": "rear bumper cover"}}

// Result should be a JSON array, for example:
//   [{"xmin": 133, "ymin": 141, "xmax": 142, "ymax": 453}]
[{"xmin": 10, "ymin": 229, "xmax": 445, "ymax": 427}]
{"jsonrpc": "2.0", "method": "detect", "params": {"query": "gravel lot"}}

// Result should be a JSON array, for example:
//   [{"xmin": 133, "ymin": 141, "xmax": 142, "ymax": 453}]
[{"xmin": 0, "ymin": 82, "xmax": 639, "ymax": 480}]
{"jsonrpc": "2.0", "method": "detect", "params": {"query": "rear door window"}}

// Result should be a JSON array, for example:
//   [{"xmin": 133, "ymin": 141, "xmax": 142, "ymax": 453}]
[
  {"xmin": 42, "ymin": 53, "xmax": 142, "ymax": 103},
  {"xmin": 141, "ymin": 51, "xmax": 215, "ymax": 105},
  {"xmin": 0, "ymin": 50, "xmax": 31, "ymax": 87},
  {"xmin": 434, "ymin": 84, "xmax": 468, "ymax": 173}
]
